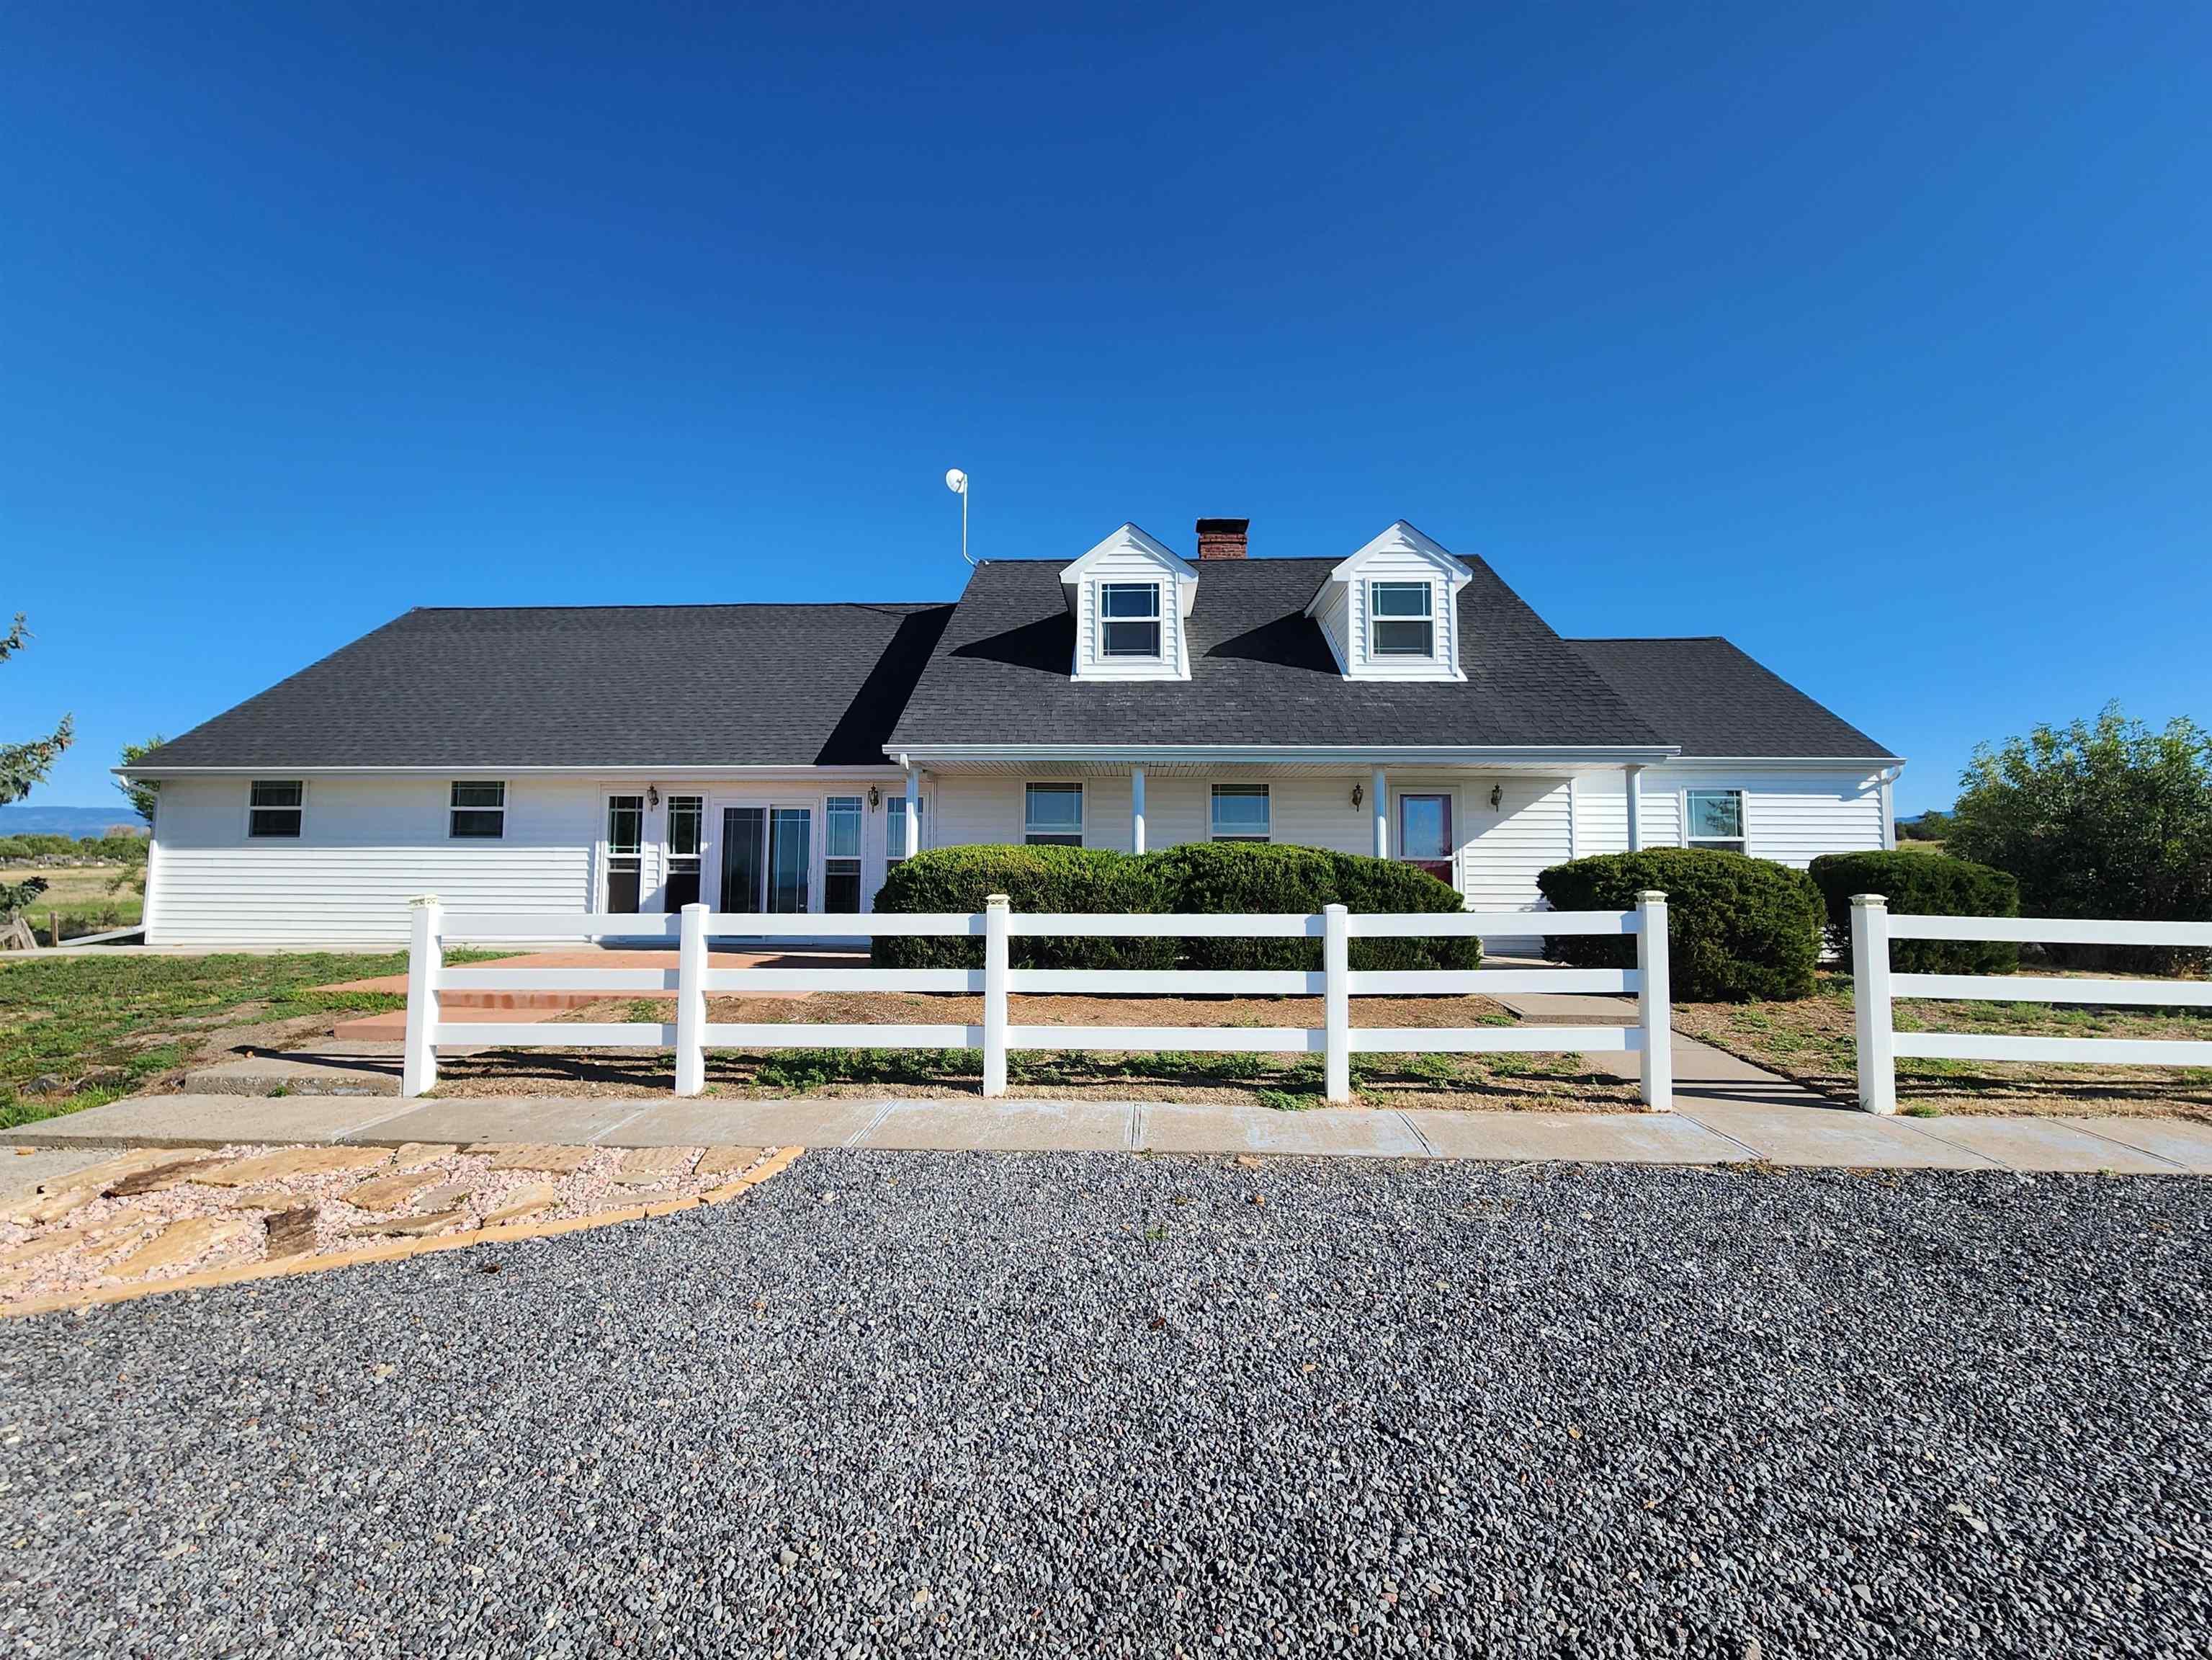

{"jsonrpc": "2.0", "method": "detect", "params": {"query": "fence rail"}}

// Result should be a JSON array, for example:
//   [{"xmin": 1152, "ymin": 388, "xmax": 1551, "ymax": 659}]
[
  {"xmin": 1849, "ymin": 894, "xmax": 2212, "ymax": 1114},
  {"xmin": 401, "ymin": 891, "xmax": 1674, "ymax": 1109}
]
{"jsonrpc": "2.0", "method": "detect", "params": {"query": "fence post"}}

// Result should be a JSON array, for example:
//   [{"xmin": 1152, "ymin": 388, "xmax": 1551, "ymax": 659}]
[
  {"xmin": 402, "ymin": 894, "xmax": 441, "ymax": 1099},
  {"xmin": 674, "ymin": 901, "xmax": 708, "ymax": 1097},
  {"xmin": 982, "ymin": 894, "xmax": 1009, "ymax": 1097},
  {"xmin": 1324, "ymin": 903, "xmax": 1352, "ymax": 1104},
  {"xmin": 1851, "ymin": 893, "xmax": 1897, "ymax": 1114},
  {"xmin": 1636, "ymin": 891, "xmax": 1672, "ymax": 1111}
]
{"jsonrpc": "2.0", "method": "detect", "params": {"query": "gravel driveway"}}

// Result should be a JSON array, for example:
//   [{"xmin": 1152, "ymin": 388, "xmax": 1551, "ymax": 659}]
[{"xmin": 3, "ymin": 1152, "xmax": 2207, "ymax": 1658}]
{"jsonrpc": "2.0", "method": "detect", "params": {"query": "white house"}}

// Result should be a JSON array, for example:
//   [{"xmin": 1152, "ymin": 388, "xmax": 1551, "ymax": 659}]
[{"xmin": 122, "ymin": 517, "xmax": 1900, "ymax": 947}]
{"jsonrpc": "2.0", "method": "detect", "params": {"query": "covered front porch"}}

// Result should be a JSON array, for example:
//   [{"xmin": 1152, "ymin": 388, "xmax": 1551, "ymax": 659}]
[{"xmin": 892, "ymin": 750, "xmax": 1675, "ymax": 917}]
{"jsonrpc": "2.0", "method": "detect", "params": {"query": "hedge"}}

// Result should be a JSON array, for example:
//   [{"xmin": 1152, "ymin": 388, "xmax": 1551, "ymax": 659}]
[
  {"xmin": 869, "ymin": 844, "xmax": 1173, "ymax": 970},
  {"xmin": 869, "ymin": 842, "xmax": 1479, "ymax": 972},
  {"xmin": 1806, "ymin": 851, "xmax": 2020, "ymax": 976},
  {"xmin": 1535, "ymin": 847, "xmax": 1823, "ymax": 1002}
]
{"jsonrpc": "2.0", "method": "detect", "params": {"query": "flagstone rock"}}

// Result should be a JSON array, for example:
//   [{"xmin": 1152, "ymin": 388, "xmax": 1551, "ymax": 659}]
[
  {"xmin": 694, "ymin": 1146, "xmax": 766, "ymax": 1177},
  {"xmin": 391, "ymin": 1143, "xmax": 457, "ymax": 1169},
  {"xmin": 480, "ymin": 1184, "xmax": 559, "ymax": 1226},
  {"xmin": 343, "ymin": 1169, "xmax": 443, "ymax": 1213},
  {"xmin": 0, "ymin": 1232, "xmax": 83, "ymax": 1269},
  {"xmin": 200, "ymin": 1147, "xmax": 391, "ymax": 1187},
  {"xmin": 480, "ymin": 1143, "xmax": 592, "ymax": 1174},
  {"xmin": 107, "ymin": 1217, "xmax": 256, "ymax": 1279},
  {"xmin": 4, "ymin": 1185, "xmax": 95, "ymax": 1226},
  {"xmin": 107, "ymin": 1156, "xmax": 235, "ymax": 1197},
  {"xmin": 413, "ymin": 1182, "xmax": 476, "ymax": 1212},
  {"xmin": 34, "ymin": 1148, "xmax": 177, "ymax": 1195},
  {"xmin": 614, "ymin": 1146, "xmax": 701, "ymax": 1186},
  {"xmin": 224, "ymin": 1190, "xmax": 293, "ymax": 1210},
  {"xmin": 344, "ymin": 1208, "xmax": 470, "ymax": 1239},
  {"xmin": 264, "ymin": 1208, "xmax": 320, "ymax": 1260}
]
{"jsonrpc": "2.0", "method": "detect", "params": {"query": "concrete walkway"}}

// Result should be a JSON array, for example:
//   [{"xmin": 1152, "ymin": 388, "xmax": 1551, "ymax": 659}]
[{"xmin": 12, "ymin": 1089, "xmax": 2211, "ymax": 1174}]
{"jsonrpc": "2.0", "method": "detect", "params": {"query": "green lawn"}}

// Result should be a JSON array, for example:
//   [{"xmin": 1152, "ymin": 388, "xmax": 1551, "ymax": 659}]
[
  {"xmin": 4, "ymin": 863, "xmax": 145, "ymax": 940},
  {"xmin": 0, "ymin": 950, "xmax": 439, "ymax": 1129}
]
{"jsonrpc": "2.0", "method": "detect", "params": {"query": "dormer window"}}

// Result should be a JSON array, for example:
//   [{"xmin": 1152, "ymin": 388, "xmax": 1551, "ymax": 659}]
[
  {"xmin": 1059, "ymin": 524, "xmax": 1198, "ymax": 682},
  {"xmin": 1100, "ymin": 583, "xmax": 1162, "ymax": 658},
  {"xmin": 1305, "ymin": 522, "xmax": 1472, "ymax": 682},
  {"xmin": 1369, "ymin": 581, "xmax": 1434, "ymax": 657}
]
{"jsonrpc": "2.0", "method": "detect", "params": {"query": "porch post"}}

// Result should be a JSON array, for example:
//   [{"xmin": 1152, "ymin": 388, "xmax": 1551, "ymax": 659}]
[
  {"xmin": 1624, "ymin": 764, "xmax": 1644, "ymax": 852},
  {"xmin": 1371, "ymin": 767, "xmax": 1389, "ymax": 858},
  {"xmin": 1130, "ymin": 765, "xmax": 1146, "ymax": 854},
  {"xmin": 903, "ymin": 764, "xmax": 920, "ymax": 860}
]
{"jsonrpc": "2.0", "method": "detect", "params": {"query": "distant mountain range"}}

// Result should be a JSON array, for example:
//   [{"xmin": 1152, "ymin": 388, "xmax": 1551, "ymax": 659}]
[{"xmin": 0, "ymin": 804, "xmax": 148, "ymax": 836}]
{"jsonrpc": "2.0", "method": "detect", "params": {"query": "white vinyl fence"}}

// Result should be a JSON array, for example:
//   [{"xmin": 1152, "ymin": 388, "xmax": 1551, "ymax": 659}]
[
  {"xmin": 1850, "ymin": 894, "xmax": 2212, "ymax": 1114},
  {"xmin": 402, "ymin": 890, "xmax": 1675, "ymax": 1109}
]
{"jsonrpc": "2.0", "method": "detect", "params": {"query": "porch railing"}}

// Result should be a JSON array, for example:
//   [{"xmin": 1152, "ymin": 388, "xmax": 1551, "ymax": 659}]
[{"xmin": 401, "ymin": 891, "xmax": 1673, "ymax": 1110}]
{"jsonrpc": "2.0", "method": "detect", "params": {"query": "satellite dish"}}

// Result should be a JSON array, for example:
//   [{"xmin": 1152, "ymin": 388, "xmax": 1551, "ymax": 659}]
[{"xmin": 944, "ymin": 468, "xmax": 968, "ymax": 494}]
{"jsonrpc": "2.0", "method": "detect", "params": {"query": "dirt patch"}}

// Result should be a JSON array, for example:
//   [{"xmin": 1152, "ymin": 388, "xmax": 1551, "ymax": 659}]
[
  {"xmin": 1673, "ymin": 973, "xmax": 2212, "ymax": 1120},
  {"xmin": 415, "ymin": 991, "xmax": 1647, "ymax": 1112}
]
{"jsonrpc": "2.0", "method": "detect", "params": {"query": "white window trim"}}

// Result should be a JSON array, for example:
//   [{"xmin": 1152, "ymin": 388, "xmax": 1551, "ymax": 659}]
[
  {"xmin": 1681, "ymin": 787, "xmax": 1750, "ymax": 854},
  {"xmin": 1209, "ymin": 782, "xmax": 1271, "ymax": 843},
  {"xmin": 244, "ymin": 780, "xmax": 305, "ymax": 840},
  {"xmin": 1368, "ymin": 580, "xmax": 1437, "ymax": 659},
  {"xmin": 885, "ymin": 793, "xmax": 929, "ymax": 862},
  {"xmin": 1098, "ymin": 581, "xmax": 1165, "ymax": 661},
  {"xmin": 599, "ymin": 790, "xmax": 648, "ymax": 912},
  {"xmin": 1024, "ymin": 781, "xmax": 1086, "ymax": 847},
  {"xmin": 447, "ymin": 780, "xmax": 508, "ymax": 841}
]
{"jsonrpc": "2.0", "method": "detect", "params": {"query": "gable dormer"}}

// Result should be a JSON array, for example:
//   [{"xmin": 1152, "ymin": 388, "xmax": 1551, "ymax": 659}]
[
  {"xmin": 1060, "ymin": 523, "xmax": 1199, "ymax": 682},
  {"xmin": 1304, "ymin": 521, "xmax": 1472, "ymax": 682}
]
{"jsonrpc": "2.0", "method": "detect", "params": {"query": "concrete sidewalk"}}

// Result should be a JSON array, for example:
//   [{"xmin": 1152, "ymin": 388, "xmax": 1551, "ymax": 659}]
[{"xmin": 12, "ymin": 1089, "xmax": 2211, "ymax": 1174}]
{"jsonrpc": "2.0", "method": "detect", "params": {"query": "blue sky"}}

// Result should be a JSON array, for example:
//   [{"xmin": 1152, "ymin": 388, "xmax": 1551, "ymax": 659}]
[{"xmin": 4, "ymin": 2, "xmax": 2206, "ymax": 815}]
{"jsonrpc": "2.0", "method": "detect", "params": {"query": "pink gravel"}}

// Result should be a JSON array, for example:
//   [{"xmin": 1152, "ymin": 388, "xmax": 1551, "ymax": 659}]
[{"xmin": 0, "ymin": 1142, "xmax": 772, "ymax": 1308}]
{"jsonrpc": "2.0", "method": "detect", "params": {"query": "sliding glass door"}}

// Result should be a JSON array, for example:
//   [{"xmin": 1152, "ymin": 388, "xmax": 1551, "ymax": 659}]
[{"xmin": 716, "ymin": 804, "xmax": 812, "ymax": 914}]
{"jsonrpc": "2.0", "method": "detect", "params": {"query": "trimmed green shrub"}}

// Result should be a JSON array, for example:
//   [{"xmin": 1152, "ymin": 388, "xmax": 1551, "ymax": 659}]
[
  {"xmin": 870, "ymin": 844, "xmax": 1173, "ymax": 970},
  {"xmin": 1150, "ymin": 843, "xmax": 1481, "ymax": 971},
  {"xmin": 870, "ymin": 842, "xmax": 1480, "ymax": 972},
  {"xmin": 1806, "ymin": 851, "xmax": 2020, "ymax": 975},
  {"xmin": 1535, "ymin": 847, "xmax": 1823, "ymax": 1002}
]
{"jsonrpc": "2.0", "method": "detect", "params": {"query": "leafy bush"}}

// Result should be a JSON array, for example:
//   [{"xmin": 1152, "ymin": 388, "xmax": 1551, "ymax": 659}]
[
  {"xmin": 871, "ymin": 842, "xmax": 1480, "ymax": 971},
  {"xmin": 870, "ymin": 844, "xmax": 1173, "ymax": 969},
  {"xmin": 1806, "ymin": 850, "xmax": 2020, "ymax": 974},
  {"xmin": 1948, "ymin": 705, "xmax": 2212, "ymax": 970},
  {"xmin": 1536, "ymin": 848, "xmax": 1823, "ymax": 1002}
]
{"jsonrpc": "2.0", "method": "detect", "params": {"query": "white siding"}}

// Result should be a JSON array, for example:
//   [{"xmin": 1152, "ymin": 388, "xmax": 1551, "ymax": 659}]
[
  {"xmin": 1312, "ymin": 582, "xmax": 1351, "ymax": 671},
  {"xmin": 1570, "ymin": 767, "xmax": 1888, "ymax": 866},
  {"xmin": 146, "ymin": 774, "xmax": 921, "ymax": 946},
  {"xmin": 148, "ymin": 776, "xmax": 602, "ymax": 947}
]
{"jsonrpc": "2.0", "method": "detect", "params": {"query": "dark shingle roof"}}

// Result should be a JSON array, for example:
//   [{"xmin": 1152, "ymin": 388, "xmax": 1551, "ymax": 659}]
[
  {"xmin": 136, "ymin": 603, "xmax": 953, "ymax": 769},
  {"xmin": 887, "ymin": 558, "xmax": 1667, "ymax": 750},
  {"xmin": 1569, "ymin": 637, "xmax": 1897, "ymax": 759}
]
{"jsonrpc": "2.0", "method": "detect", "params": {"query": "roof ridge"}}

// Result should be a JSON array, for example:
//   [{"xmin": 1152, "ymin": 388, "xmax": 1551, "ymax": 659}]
[
  {"xmin": 1571, "ymin": 635, "xmax": 1733, "ymax": 644},
  {"xmin": 406, "ymin": 600, "xmax": 951, "ymax": 615}
]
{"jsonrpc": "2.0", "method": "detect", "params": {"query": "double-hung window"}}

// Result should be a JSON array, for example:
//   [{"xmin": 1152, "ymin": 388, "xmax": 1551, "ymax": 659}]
[
  {"xmin": 1209, "ymin": 784, "xmax": 1271, "ymax": 842},
  {"xmin": 248, "ymin": 780, "xmax": 303, "ymax": 839},
  {"xmin": 1685, "ymin": 789, "xmax": 1746, "ymax": 854},
  {"xmin": 1369, "ymin": 581, "xmax": 1434, "ymax": 657},
  {"xmin": 886, "ymin": 795, "xmax": 926, "ymax": 866},
  {"xmin": 824, "ymin": 795, "xmax": 864, "ymax": 912},
  {"xmin": 449, "ymin": 781, "xmax": 506, "ymax": 839},
  {"xmin": 1099, "ymin": 583, "xmax": 1162, "ymax": 658},
  {"xmin": 1024, "ymin": 783, "xmax": 1083, "ymax": 847}
]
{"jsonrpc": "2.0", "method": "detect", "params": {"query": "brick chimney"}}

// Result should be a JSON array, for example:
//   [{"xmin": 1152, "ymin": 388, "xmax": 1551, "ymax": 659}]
[{"xmin": 1196, "ymin": 517, "xmax": 1249, "ymax": 561}]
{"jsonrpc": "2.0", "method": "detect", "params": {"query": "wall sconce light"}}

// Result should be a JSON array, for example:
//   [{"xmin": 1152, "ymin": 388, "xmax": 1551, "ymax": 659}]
[
  {"xmin": 868, "ymin": 786, "xmax": 882, "ymax": 808},
  {"xmin": 1351, "ymin": 784, "xmax": 1364, "ymax": 810},
  {"xmin": 1489, "ymin": 784, "xmax": 1503, "ymax": 810},
  {"xmin": 648, "ymin": 785, "xmax": 660, "ymax": 808}
]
